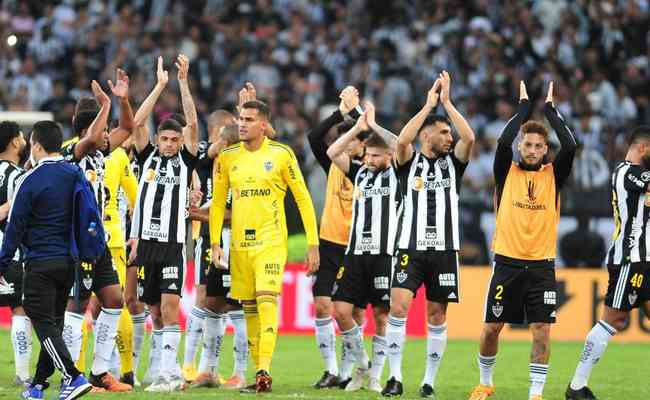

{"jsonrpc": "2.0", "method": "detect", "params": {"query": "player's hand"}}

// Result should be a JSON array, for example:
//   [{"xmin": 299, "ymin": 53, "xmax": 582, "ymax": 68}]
[
  {"xmin": 156, "ymin": 56, "xmax": 169, "ymax": 87},
  {"xmin": 91, "ymin": 80, "xmax": 110, "ymax": 107},
  {"xmin": 0, "ymin": 276, "xmax": 14, "ymax": 296},
  {"xmin": 211, "ymin": 245, "xmax": 228, "ymax": 270},
  {"xmin": 0, "ymin": 202, "xmax": 10, "ymax": 222},
  {"xmin": 353, "ymin": 111, "xmax": 369, "ymax": 132},
  {"xmin": 190, "ymin": 190, "xmax": 203, "ymax": 207},
  {"xmin": 439, "ymin": 70, "xmax": 451, "ymax": 104},
  {"xmin": 520, "ymin": 80, "xmax": 529, "ymax": 101},
  {"xmin": 425, "ymin": 79, "xmax": 441, "ymax": 109},
  {"xmin": 363, "ymin": 101, "xmax": 376, "ymax": 126},
  {"xmin": 545, "ymin": 80, "xmax": 554, "ymax": 106},
  {"xmin": 175, "ymin": 54, "xmax": 189, "ymax": 82},
  {"xmin": 238, "ymin": 82, "xmax": 257, "ymax": 109},
  {"xmin": 338, "ymin": 86, "xmax": 359, "ymax": 115},
  {"xmin": 305, "ymin": 245, "xmax": 320, "ymax": 276},
  {"xmin": 108, "ymin": 68, "xmax": 129, "ymax": 99},
  {"xmin": 127, "ymin": 238, "xmax": 138, "ymax": 265}
]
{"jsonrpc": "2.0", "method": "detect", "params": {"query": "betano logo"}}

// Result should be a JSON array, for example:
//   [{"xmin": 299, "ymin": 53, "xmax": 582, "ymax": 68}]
[{"xmin": 234, "ymin": 187, "xmax": 271, "ymax": 199}]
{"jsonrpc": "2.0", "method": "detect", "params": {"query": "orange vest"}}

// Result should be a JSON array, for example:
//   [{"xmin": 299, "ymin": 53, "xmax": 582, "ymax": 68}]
[
  {"xmin": 492, "ymin": 162, "xmax": 559, "ymax": 261},
  {"xmin": 319, "ymin": 165, "xmax": 354, "ymax": 245}
]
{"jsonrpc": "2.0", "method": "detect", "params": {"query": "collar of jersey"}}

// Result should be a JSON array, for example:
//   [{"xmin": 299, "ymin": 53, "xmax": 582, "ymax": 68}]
[
  {"xmin": 241, "ymin": 136, "xmax": 268, "ymax": 153},
  {"xmin": 37, "ymin": 155, "xmax": 64, "ymax": 164}
]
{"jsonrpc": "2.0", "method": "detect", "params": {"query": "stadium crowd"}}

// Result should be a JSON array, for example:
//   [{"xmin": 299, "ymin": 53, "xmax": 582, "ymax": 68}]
[{"xmin": 1, "ymin": 1, "xmax": 650, "ymax": 265}]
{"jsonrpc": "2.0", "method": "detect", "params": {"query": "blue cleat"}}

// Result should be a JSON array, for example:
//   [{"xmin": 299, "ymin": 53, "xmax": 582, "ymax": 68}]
[
  {"xmin": 21, "ymin": 384, "xmax": 45, "ymax": 400},
  {"xmin": 59, "ymin": 375, "xmax": 92, "ymax": 400}
]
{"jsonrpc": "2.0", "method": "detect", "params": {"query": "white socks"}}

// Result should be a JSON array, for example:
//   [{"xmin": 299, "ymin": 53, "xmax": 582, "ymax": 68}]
[
  {"xmin": 570, "ymin": 320, "xmax": 616, "ymax": 390},
  {"xmin": 340, "ymin": 324, "xmax": 368, "ymax": 368},
  {"xmin": 229, "ymin": 309, "xmax": 248, "ymax": 378},
  {"xmin": 183, "ymin": 306, "xmax": 206, "ymax": 366},
  {"xmin": 131, "ymin": 312, "xmax": 146, "ymax": 374},
  {"xmin": 198, "ymin": 311, "xmax": 224, "ymax": 374},
  {"xmin": 11, "ymin": 315, "xmax": 32, "ymax": 381},
  {"xmin": 63, "ymin": 311, "xmax": 84, "ymax": 363},
  {"xmin": 386, "ymin": 315, "xmax": 406, "ymax": 382},
  {"xmin": 146, "ymin": 329, "xmax": 163, "ymax": 380},
  {"xmin": 478, "ymin": 354, "xmax": 496, "ymax": 386},
  {"xmin": 529, "ymin": 363, "xmax": 548, "ymax": 398},
  {"xmin": 422, "ymin": 323, "xmax": 447, "ymax": 388},
  {"xmin": 161, "ymin": 325, "xmax": 181, "ymax": 378},
  {"xmin": 91, "ymin": 308, "xmax": 121, "ymax": 376},
  {"xmin": 315, "ymin": 317, "xmax": 338, "ymax": 375},
  {"xmin": 369, "ymin": 335, "xmax": 387, "ymax": 380}
]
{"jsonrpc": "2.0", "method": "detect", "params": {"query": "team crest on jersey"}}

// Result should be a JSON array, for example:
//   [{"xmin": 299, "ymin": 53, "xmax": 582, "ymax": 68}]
[
  {"xmin": 171, "ymin": 157, "xmax": 180, "ymax": 168},
  {"xmin": 396, "ymin": 271, "xmax": 408, "ymax": 284},
  {"xmin": 629, "ymin": 291, "xmax": 638, "ymax": 305},
  {"xmin": 413, "ymin": 177, "xmax": 424, "ymax": 191},
  {"xmin": 83, "ymin": 277, "xmax": 93, "ymax": 290},
  {"xmin": 642, "ymin": 172, "xmax": 650, "ymax": 182},
  {"xmin": 437, "ymin": 158, "xmax": 448, "ymax": 169},
  {"xmin": 144, "ymin": 169, "xmax": 156, "ymax": 182},
  {"xmin": 85, "ymin": 170, "xmax": 97, "ymax": 183},
  {"xmin": 264, "ymin": 161, "xmax": 273, "ymax": 172},
  {"xmin": 492, "ymin": 304, "xmax": 503, "ymax": 318}
]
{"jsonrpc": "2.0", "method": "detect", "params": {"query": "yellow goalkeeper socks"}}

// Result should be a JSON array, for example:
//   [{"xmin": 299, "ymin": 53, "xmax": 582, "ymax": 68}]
[
  {"xmin": 76, "ymin": 320, "xmax": 88, "ymax": 372},
  {"xmin": 243, "ymin": 302, "xmax": 260, "ymax": 370},
  {"xmin": 117, "ymin": 309, "xmax": 133, "ymax": 375},
  {"xmin": 256, "ymin": 294, "xmax": 278, "ymax": 372}
]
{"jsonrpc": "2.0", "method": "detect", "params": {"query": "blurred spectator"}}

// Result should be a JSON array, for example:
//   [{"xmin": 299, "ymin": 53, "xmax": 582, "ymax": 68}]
[{"xmin": 560, "ymin": 213, "xmax": 606, "ymax": 268}]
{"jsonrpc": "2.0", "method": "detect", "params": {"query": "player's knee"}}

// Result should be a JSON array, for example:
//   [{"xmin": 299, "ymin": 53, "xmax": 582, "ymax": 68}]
[
  {"xmin": 389, "ymin": 300, "xmax": 410, "ymax": 318},
  {"xmin": 373, "ymin": 307, "xmax": 388, "ymax": 332},
  {"xmin": 427, "ymin": 304, "xmax": 447, "ymax": 325},
  {"xmin": 530, "ymin": 323, "xmax": 550, "ymax": 341},
  {"xmin": 314, "ymin": 297, "xmax": 332, "ymax": 318},
  {"xmin": 483, "ymin": 322, "xmax": 504, "ymax": 339},
  {"xmin": 99, "ymin": 285, "xmax": 124, "ymax": 309},
  {"xmin": 124, "ymin": 293, "xmax": 139, "ymax": 314}
]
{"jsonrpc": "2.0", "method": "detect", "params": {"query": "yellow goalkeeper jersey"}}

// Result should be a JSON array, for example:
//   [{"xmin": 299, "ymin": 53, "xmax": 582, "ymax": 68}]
[
  {"xmin": 210, "ymin": 137, "xmax": 319, "ymax": 250},
  {"xmin": 104, "ymin": 147, "xmax": 138, "ymax": 248}
]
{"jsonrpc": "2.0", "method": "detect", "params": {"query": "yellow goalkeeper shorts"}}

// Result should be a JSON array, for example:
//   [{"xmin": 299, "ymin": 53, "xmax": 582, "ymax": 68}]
[{"xmin": 229, "ymin": 247, "xmax": 288, "ymax": 300}]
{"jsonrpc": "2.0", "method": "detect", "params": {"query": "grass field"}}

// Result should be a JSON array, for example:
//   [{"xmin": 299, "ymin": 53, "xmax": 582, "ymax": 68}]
[{"xmin": 0, "ymin": 330, "xmax": 647, "ymax": 400}]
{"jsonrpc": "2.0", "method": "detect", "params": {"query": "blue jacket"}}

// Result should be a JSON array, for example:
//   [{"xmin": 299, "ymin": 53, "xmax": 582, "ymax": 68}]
[{"xmin": 0, "ymin": 156, "xmax": 79, "ymax": 273}]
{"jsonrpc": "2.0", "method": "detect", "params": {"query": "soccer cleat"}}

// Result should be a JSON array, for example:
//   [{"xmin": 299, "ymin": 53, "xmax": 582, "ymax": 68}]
[
  {"xmin": 313, "ymin": 371, "xmax": 341, "ymax": 389},
  {"xmin": 368, "ymin": 377, "xmax": 383, "ymax": 393},
  {"xmin": 144, "ymin": 377, "xmax": 170, "ymax": 392},
  {"xmin": 191, "ymin": 372, "xmax": 219, "ymax": 388},
  {"xmin": 120, "ymin": 372, "xmax": 134, "ymax": 387},
  {"xmin": 89, "ymin": 372, "xmax": 132, "ymax": 392},
  {"xmin": 16, "ymin": 376, "xmax": 33, "ymax": 388},
  {"xmin": 223, "ymin": 374, "xmax": 247, "ymax": 389},
  {"xmin": 21, "ymin": 384, "xmax": 44, "ymax": 400},
  {"xmin": 530, "ymin": 396, "xmax": 543, "ymax": 400},
  {"xmin": 182, "ymin": 364, "xmax": 199, "ymax": 383},
  {"xmin": 565, "ymin": 385, "xmax": 597, "ymax": 400},
  {"xmin": 168, "ymin": 374, "xmax": 188, "ymax": 391},
  {"xmin": 59, "ymin": 375, "xmax": 92, "ymax": 400},
  {"xmin": 420, "ymin": 384, "xmax": 436, "ymax": 398},
  {"xmin": 255, "ymin": 370, "xmax": 272, "ymax": 393},
  {"xmin": 345, "ymin": 367, "xmax": 369, "ymax": 391},
  {"xmin": 89, "ymin": 387, "xmax": 106, "ymax": 393},
  {"xmin": 468, "ymin": 384, "xmax": 495, "ymax": 400},
  {"xmin": 381, "ymin": 377, "xmax": 403, "ymax": 397},
  {"xmin": 338, "ymin": 377, "xmax": 352, "ymax": 389}
]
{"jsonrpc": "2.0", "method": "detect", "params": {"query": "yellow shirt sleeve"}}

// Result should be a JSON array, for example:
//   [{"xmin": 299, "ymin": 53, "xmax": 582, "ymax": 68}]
[
  {"xmin": 209, "ymin": 152, "xmax": 229, "ymax": 246},
  {"xmin": 119, "ymin": 152, "xmax": 138, "ymax": 210},
  {"xmin": 282, "ymin": 147, "xmax": 319, "ymax": 246}
]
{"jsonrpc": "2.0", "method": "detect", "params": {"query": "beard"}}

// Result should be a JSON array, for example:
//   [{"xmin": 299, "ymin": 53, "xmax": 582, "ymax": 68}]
[
  {"xmin": 18, "ymin": 145, "xmax": 29, "ymax": 165},
  {"xmin": 519, "ymin": 157, "xmax": 543, "ymax": 171}
]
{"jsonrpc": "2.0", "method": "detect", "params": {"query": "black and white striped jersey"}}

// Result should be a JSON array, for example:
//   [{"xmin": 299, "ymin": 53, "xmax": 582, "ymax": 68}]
[
  {"xmin": 0, "ymin": 159, "xmax": 24, "ymax": 261},
  {"xmin": 62, "ymin": 143, "xmax": 109, "ymax": 217},
  {"xmin": 345, "ymin": 161, "xmax": 401, "ymax": 256},
  {"xmin": 131, "ymin": 143, "xmax": 197, "ymax": 244},
  {"xmin": 606, "ymin": 161, "xmax": 650, "ymax": 265},
  {"xmin": 396, "ymin": 151, "xmax": 467, "ymax": 251}
]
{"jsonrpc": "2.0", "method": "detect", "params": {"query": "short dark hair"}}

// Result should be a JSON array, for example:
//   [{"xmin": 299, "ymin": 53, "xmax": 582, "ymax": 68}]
[
  {"xmin": 75, "ymin": 97, "xmax": 99, "ymax": 114},
  {"xmin": 420, "ymin": 115, "xmax": 451, "ymax": 134},
  {"xmin": 364, "ymin": 132, "xmax": 389, "ymax": 149},
  {"xmin": 0, "ymin": 121, "xmax": 21, "ymax": 153},
  {"xmin": 73, "ymin": 98, "xmax": 100, "ymax": 135},
  {"xmin": 629, "ymin": 125, "xmax": 650, "ymax": 146},
  {"xmin": 242, "ymin": 100, "xmax": 271, "ymax": 120},
  {"xmin": 169, "ymin": 113, "xmax": 187, "ymax": 127},
  {"xmin": 32, "ymin": 121, "xmax": 63, "ymax": 153},
  {"xmin": 157, "ymin": 118, "xmax": 183, "ymax": 135},
  {"xmin": 521, "ymin": 120, "xmax": 549, "ymax": 142}
]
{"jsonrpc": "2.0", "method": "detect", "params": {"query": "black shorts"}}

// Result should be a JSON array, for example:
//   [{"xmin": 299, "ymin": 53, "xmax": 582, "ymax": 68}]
[
  {"xmin": 604, "ymin": 262, "xmax": 650, "ymax": 311},
  {"xmin": 312, "ymin": 240, "xmax": 346, "ymax": 298},
  {"xmin": 70, "ymin": 248, "xmax": 120, "ymax": 301},
  {"xmin": 194, "ymin": 235, "xmax": 210, "ymax": 286},
  {"xmin": 483, "ymin": 263, "xmax": 557, "ymax": 324},
  {"xmin": 392, "ymin": 250, "xmax": 460, "ymax": 303},
  {"xmin": 0, "ymin": 261, "xmax": 24, "ymax": 309},
  {"xmin": 139, "ymin": 246, "xmax": 184, "ymax": 305},
  {"xmin": 332, "ymin": 254, "xmax": 393, "ymax": 308},
  {"xmin": 206, "ymin": 266, "xmax": 234, "ymax": 299}
]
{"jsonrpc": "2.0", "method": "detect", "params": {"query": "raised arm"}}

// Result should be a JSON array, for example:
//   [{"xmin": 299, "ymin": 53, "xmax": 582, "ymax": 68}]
[
  {"xmin": 307, "ymin": 86, "xmax": 359, "ymax": 172},
  {"xmin": 108, "ymin": 69, "xmax": 135, "ymax": 152},
  {"xmin": 326, "ymin": 112, "xmax": 368, "ymax": 174},
  {"xmin": 439, "ymin": 71, "xmax": 475, "ymax": 163},
  {"xmin": 494, "ymin": 81, "xmax": 532, "ymax": 184},
  {"xmin": 176, "ymin": 54, "xmax": 198, "ymax": 156},
  {"xmin": 73, "ymin": 81, "xmax": 111, "ymax": 159},
  {"xmin": 365, "ymin": 101, "xmax": 397, "ymax": 150},
  {"xmin": 545, "ymin": 82, "xmax": 577, "ymax": 189},
  {"xmin": 396, "ymin": 79, "xmax": 441, "ymax": 165},
  {"xmin": 133, "ymin": 57, "xmax": 168, "ymax": 153}
]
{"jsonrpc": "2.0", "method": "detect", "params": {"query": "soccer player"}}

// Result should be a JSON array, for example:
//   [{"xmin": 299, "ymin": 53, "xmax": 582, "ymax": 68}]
[
  {"xmin": 383, "ymin": 71, "xmax": 475, "ymax": 398},
  {"xmin": 210, "ymin": 99, "xmax": 320, "ymax": 393},
  {"xmin": 468, "ymin": 81, "xmax": 576, "ymax": 400},
  {"xmin": 566, "ymin": 126, "xmax": 650, "ymax": 400},
  {"xmin": 129, "ymin": 54, "xmax": 198, "ymax": 392},
  {"xmin": 0, "ymin": 121, "xmax": 31, "ymax": 386},
  {"xmin": 327, "ymin": 102, "xmax": 400, "ymax": 393},
  {"xmin": 61, "ymin": 74, "xmax": 134, "ymax": 392},
  {"xmin": 308, "ymin": 86, "xmax": 369, "ymax": 389}
]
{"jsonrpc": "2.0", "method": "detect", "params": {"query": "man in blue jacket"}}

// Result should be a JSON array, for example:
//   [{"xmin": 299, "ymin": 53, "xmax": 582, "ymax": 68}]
[{"xmin": 0, "ymin": 121, "xmax": 92, "ymax": 400}]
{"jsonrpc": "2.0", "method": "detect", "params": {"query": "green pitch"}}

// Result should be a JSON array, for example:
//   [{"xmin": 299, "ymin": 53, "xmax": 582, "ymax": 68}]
[{"xmin": 0, "ymin": 329, "xmax": 646, "ymax": 399}]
